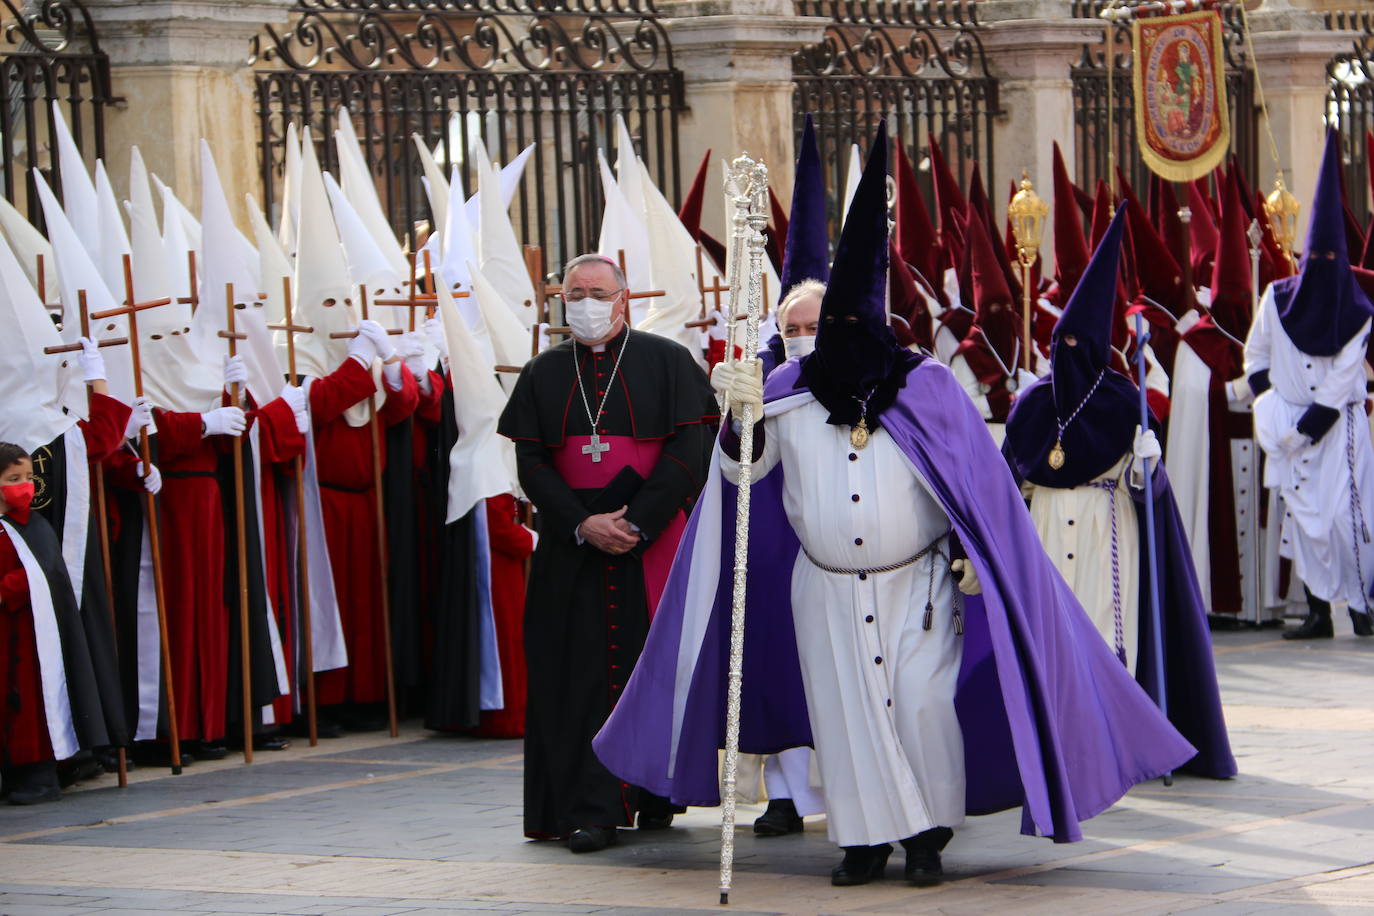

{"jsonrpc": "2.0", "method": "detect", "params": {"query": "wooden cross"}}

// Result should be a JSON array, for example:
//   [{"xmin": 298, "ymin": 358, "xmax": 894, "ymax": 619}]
[
  {"xmin": 88, "ymin": 254, "xmax": 183, "ymax": 774},
  {"xmin": 266, "ymin": 276, "xmax": 318, "ymax": 746},
  {"xmin": 218, "ymin": 284, "xmax": 255, "ymax": 766}
]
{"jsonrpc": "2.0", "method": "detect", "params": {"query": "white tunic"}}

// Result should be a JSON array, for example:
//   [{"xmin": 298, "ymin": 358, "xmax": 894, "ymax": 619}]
[
  {"xmin": 723, "ymin": 398, "xmax": 965, "ymax": 847},
  {"xmin": 1027, "ymin": 455, "xmax": 1140, "ymax": 674},
  {"xmin": 1245, "ymin": 287, "xmax": 1374, "ymax": 611}
]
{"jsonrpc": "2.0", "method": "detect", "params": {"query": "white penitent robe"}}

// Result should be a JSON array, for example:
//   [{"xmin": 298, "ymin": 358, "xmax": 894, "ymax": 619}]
[
  {"xmin": 722, "ymin": 398, "xmax": 965, "ymax": 847},
  {"xmin": 762, "ymin": 747, "xmax": 825, "ymax": 817},
  {"xmin": 1246, "ymin": 288, "xmax": 1374, "ymax": 612},
  {"xmin": 1026, "ymin": 455, "xmax": 1140, "ymax": 673}
]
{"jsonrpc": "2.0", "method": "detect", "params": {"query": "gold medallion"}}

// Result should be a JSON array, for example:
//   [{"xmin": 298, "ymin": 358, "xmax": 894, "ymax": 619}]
[
  {"xmin": 1047, "ymin": 439, "xmax": 1066, "ymax": 470},
  {"xmin": 850, "ymin": 418, "xmax": 870, "ymax": 450}
]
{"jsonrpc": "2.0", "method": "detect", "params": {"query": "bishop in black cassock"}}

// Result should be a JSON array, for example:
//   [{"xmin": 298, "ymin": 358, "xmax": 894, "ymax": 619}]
[{"xmin": 497, "ymin": 254, "xmax": 716, "ymax": 852}]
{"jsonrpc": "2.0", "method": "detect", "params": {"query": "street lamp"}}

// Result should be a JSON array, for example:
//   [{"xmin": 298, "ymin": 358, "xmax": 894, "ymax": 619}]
[{"xmin": 1008, "ymin": 170, "xmax": 1049, "ymax": 372}]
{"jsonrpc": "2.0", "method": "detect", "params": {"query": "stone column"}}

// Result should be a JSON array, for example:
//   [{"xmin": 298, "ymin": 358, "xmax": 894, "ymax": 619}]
[
  {"xmin": 1246, "ymin": 0, "xmax": 1355, "ymax": 213},
  {"xmin": 660, "ymin": 0, "xmax": 829, "ymax": 232},
  {"xmin": 84, "ymin": 0, "xmax": 294, "ymax": 225},
  {"xmin": 975, "ymin": 0, "xmax": 1102, "ymax": 265}
]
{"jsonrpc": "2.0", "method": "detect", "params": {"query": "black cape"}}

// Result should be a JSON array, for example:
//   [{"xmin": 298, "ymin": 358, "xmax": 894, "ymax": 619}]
[{"xmin": 497, "ymin": 328, "xmax": 715, "ymax": 838}]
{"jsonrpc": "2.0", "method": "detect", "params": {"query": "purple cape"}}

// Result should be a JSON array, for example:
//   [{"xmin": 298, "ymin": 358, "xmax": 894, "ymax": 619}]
[{"xmin": 593, "ymin": 358, "xmax": 1196, "ymax": 842}]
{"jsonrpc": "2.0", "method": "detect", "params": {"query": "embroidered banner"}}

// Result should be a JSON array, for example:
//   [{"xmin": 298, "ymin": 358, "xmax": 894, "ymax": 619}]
[{"xmin": 1132, "ymin": 10, "xmax": 1231, "ymax": 182}]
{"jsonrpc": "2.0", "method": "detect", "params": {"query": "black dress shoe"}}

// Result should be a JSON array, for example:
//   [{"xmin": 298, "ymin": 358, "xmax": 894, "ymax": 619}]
[
  {"xmin": 1352, "ymin": 611, "xmax": 1374, "ymax": 637},
  {"xmin": 8, "ymin": 782, "xmax": 61, "ymax": 805},
  {"xmin": 187, "ymin": 740, "xmax": 229, "ymax": 761},
  {"xmin": 1283, "ymin": 612, "xmax": 1334, "ymax": 639},
  {"xmin": 335, "ymin": 706, "xmax": 388, "ymax": 733},
  {"xmin": 57, "ymin": 754, "xmax": 104, "ymax": 787},
  {"xmin": 131, "ymin": 742, "xmax": 194, "ymax": 768},
  {"xmin": 830, "ymin": 844, "xmax": 892, "ymax": 886},
  {"xmin": 904, "ymin": 846, "xmax": 944, "ymax": 886},
  {"xmin": 255, "ymin": 735, "xmax": 291, "ymax": 751},
  {"xmin": 636, "ymin": 811, "xmax": 674, "ymax": 830},
  {"xmin": 567, "ymin": 826, "xmax": 618, "ymax": 853},
  {"xmin": 754, "ymin": 798, "xmax": 804, "ymax": 837}
]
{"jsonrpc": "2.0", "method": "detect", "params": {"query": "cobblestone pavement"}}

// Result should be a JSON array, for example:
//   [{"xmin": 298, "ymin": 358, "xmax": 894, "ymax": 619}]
[{"xmin": 2, "ymin": 628, "xmax": 1373, "ymax": 916}]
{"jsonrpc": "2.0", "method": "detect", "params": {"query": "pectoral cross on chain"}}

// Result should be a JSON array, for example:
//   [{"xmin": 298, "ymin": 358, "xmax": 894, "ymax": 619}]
[{"xmin": 582, "ymin": 434, "xmax": 611, "ymax": 463}]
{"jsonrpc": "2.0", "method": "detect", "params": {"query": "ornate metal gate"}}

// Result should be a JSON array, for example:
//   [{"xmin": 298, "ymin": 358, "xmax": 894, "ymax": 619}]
[
  {"xmin": 1327, "ymin": 9, "xmax": 1374, "ymax": 225},
  {"xmin": 792, "ymin": 0, "xmax": 998, "ymax": 234},
  {"xmin": 1070, "ymin": 0, "xmax": 1257, "ymax": 194},
  {"xmin": 251, "ymin": 0, "xmax": 684, "ymax": 267},
  {"xmin": 0, "ymin": 0, "xmax": 111, "ymax": 224}
]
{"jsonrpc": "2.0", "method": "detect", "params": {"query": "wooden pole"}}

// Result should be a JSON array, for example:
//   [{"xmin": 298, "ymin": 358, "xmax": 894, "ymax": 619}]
[
  {"xmin": 222, "ymin": 283, "xmax": 254, "ymax": 763},
  {"xmin": 114, "ymin": 255, "xmax": 183, "ymax": 774},
  {"xmin": 361, "ymin": 287, "xmax": 400, "ymax": 738},
  {"xmin": 78, "ymin": 293, "xmax": 127, "ymax": 788},
  {"xmin": 272, "ymin": 275, "xmax": 318, "ymax": 746}
]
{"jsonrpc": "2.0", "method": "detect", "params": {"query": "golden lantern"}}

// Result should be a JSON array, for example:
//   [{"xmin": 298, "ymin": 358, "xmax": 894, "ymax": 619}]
[
  {"xmin": 1264, "ymin": 173, "xmax": 1301, "ymax": 270},
  {"xmin": 1008, "ymin": 170, "xmax": 1049, "ymax": 372}
]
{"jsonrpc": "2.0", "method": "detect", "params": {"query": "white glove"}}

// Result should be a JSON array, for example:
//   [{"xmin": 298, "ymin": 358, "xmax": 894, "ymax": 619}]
[
  {"xmin": 136, "ymin": 461, "xmax": 162, "ymax": 495},
  {"xmin": 1226, "ymin": 377, "xmax": 1254, "ymax": 405},
  {"xmin": 397, "ymin": 332, "xmax": 427, "ymax": 378},
  {"xmin": 952, "ymin": 558, "xmax": 982, "ymax": 596},
  {"xmin": 280, "ymin": 384, "xmax": 309, "ymax": 434},
  {"xmin": 123, "ymin": 396, "xmax": 153, "ymax": 439},
  {"xmin": 357, "ymin": 319, "xmax": 396, "ymax": 362},
  {"xmin": 223, "ymin": 354, "xmax": 247, "ymax": 388},
  {"xmin": 707, "ymin": 310, "xmax": 728, "ymax": 342},
  {"xmin": 424, "ymin": 316, "xmax": 449, "ymax": 361},
  {"xmin": 711, "ymin": 358, "xmax": 764, "ymax": 420},
  {"xmin": 1278, "ymin": 428, "xmax": 1308, "ymax": 455},
  {"xmin": 202, "ymin": 406, "xmax": 247, "ymax": 438},
  {"xmin": 382, "ymin": 359, "xmax": 404, "ymax": 391},
  {"xmin": 1132, "ymin": 426, "xmax": 1162, "ymax": 461},
  {"xmin": 347, "ymin": 326, "xmax": 379, "ymax": 368},
  {"xmin": 78, "ymin": 337, "xmax": 106, "ymax": 383},
  {"xmin": 1013, "ymin": 368, "xmax": 1039, "ymax": 395}
]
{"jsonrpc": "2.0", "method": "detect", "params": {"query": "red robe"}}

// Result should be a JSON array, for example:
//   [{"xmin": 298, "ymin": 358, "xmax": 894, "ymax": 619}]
[
  {"xmin": 473, "ymin": 492, "xmax": 533, "ymax": 739},
  {"xmin": 0, "ymin": 515, "xmax": 48, "ymax": 766},
  {"xmin": 246, "ymin": 397, "xmax": 307, "ymax": 725},
  {"xmin": 311, "ymin": 359, "xmax": 420, "ymax": 706},
  {"xmin": 152, "ymin": 408, "xmax": 230, "ymax": 741}
]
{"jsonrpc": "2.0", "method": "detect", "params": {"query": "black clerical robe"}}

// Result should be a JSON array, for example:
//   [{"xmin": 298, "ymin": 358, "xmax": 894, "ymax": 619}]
[{"xmin": 498, "ymin": 327, "xmax": 716, "ymax": 839}]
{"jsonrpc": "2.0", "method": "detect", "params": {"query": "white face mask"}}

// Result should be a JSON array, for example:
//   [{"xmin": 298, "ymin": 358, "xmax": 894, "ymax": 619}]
[
  {"xmin": 566, "ymin": 297, "xmax": 621, "ymax": 342},
  {"xmin": 782, "ymin": 334, "xmax": 816, "ymax": 359}
]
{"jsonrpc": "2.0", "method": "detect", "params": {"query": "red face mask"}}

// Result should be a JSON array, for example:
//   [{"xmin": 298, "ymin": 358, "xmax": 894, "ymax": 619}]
[{"xmin": 2, "ymin": 481, "xmax": 35, "ymax": 517}]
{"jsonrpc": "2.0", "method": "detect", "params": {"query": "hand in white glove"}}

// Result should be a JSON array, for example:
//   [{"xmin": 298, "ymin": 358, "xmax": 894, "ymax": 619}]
[
  {"xmin": 346, "ymin": 326, "xmax": 379, "ymax": 368},
  {"xmin": 952, "ymin": 558, "xmax": 982, "ymax": 596},
  {"xmin": 202, "ymin": 406, "xmax": 247, "ymax": 438},
  {"xmin": 223, "ymin": 354, "xmax": 247, "ymax": 388},
  {"xmin": 397, "ymin": 332, "xmax": 427, "ymax": 377},
  {"xmin": 424, "ymin": 316, "xmax": 449, "ymax": 360},
  {"xmin": 1278, "ymin": 428, "xmax": 1309, "ymax": 455},
  {"xmin": 1013, "ymin": 368, "xmax": 1039, "ymax": 395},
  {"xmin": 1132, "ymin": 426, "xmax": 1162, "ymax": 461},
  {"xmin": 1226, "ymin": 377, "xmax": 1254, "ymax": 406},
  {"xmin": 711, "ymin": 359, "xmax": 764, "ymax": 420},
  {"xmin": 78, "ymin": 337, "xmax": 106, "ymax": 383},
  {"xmin": 280, "ymin": 384, "xmax": 309, "ymax": 434},
  {"xmin": 136, "ymin": 461, "xmax": 162, "ymax": 495},
  {"xmin": 357, "ymin": 319, "xmax": 396, "ymax": 362},
  {"xmin": 124, "ymin": 396, "xmax": 153, "ymax": 440}
]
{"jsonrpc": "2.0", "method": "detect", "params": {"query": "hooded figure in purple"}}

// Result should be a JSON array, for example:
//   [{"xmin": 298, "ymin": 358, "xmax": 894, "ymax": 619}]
[
  {"xmin": 760, "ymin": 114, "xmax": 830, "ymax": 377},
  {"xmin": 593, "ymin": 128, "xmax": 1196, "ymax": 889},
  {"xmin": 1003, "ymin": 208, "xmax": 1235, "ymax": 780},
  {"xmin": 1245, "ymin": 128, "xmax": 1374, "ymax": 639}
]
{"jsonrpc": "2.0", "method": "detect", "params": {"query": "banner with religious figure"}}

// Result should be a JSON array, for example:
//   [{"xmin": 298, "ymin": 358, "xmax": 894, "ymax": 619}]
[{"xmin": 1132, "ymin": 10, "xmax": 1231, "ymax": 182}]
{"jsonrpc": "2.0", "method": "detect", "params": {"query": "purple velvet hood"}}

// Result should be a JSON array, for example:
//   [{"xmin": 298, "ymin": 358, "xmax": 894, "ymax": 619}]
[{"xmin": 593, "ymin": 357, "xmax": 1197, "ymax": 842}]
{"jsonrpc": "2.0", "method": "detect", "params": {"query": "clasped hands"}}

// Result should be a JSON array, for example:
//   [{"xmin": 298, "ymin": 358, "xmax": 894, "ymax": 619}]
[{"xmin": 578, "ymin": 505, "xmax": 639, "ymax": 555}]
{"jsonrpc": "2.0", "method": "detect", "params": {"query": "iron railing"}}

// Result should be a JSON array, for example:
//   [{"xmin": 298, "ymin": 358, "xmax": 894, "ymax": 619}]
[
  {"xmin": 1070, "ymin": 0, "xmax": 1257, "ymax": 195},
  {"xmin": 250, "ymin": 0, "xmax": 683, "ymax": 267},
  {"xmin": 1327, "ymin": 9, "xmax": 1374, "ymax": 224},
  {"xmin": 0, "ymin": 0, "xmax": 111, "ymax": 226},
  {"xmin": 793, "ymin": 0, "xmax": 998, "ymax": 238}
]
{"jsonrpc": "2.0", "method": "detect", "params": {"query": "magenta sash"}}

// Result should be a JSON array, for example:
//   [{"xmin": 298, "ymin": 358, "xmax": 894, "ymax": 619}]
[{"xmin": 552, "ymin": 435, "xmax": 687, "ymax": 618}]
